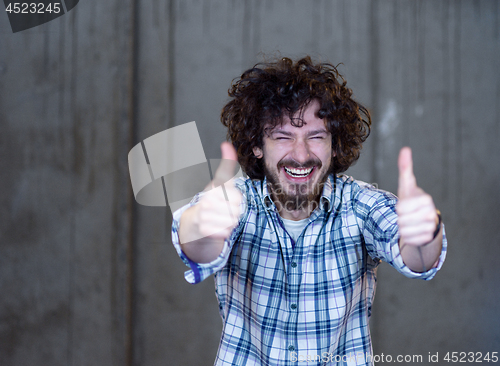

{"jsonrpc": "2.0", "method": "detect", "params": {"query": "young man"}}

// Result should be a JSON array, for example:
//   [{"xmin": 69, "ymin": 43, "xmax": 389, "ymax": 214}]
[{"xmin": 171, "ymin": 56, "xmax": 446, "ymax": 365}]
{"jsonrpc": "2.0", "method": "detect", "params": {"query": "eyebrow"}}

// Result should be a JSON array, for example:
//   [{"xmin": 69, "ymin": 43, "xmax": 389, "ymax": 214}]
[{"xmin": 271, "ymin": 129, "xmax": 329, "ymax": 137}]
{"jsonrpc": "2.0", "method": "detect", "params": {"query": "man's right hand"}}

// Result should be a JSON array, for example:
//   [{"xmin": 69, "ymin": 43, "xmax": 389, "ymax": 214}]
[{"xmin": 178, "ymin": 142, "xmax": 242, "ymax": 263}]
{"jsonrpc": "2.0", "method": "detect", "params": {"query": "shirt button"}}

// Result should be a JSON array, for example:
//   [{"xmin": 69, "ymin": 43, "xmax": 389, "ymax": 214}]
[
  {"xmin": 288, "ymin": 345, "xmax": 295, "ymax": 351},
  {"xmin": 291, "ymin": 262, "xmax": 297, "ymax": 268},
  {"xmin": 290, "ymin": 303, "xmax": 297, "ymax": 310}
]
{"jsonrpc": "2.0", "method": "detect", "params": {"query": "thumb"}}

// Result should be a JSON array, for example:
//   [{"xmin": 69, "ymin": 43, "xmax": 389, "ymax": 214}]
[
  {"xmin": 398, "ymin": 147, "xmax": 417, "ymax": 198},
  {"xmin": 213, "ymin": 142, "xmax": 239, "ymax": 187}
]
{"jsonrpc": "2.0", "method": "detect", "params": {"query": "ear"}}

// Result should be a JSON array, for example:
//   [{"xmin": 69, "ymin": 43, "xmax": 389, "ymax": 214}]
[{"xmin": 253, "ymin": 146, "xmax": 263, "ymax": 159}]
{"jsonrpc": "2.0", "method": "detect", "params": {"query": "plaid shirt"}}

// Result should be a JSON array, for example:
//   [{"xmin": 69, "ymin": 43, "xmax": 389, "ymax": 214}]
[{"xmin": 171, "ymin": 175, "xmax": 447, "ymax": 366}]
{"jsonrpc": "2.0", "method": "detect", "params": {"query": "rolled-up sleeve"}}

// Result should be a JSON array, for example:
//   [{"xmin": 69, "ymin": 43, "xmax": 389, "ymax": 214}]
[{"xmin": 355, "ymin": 186, "xmax": 447, "ymax": 280}]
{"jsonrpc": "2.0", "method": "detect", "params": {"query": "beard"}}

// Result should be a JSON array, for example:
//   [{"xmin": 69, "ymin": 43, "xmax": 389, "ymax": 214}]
[{"xmin": 263, "ymin": 157, "xmax": 333, "ymax": 213}]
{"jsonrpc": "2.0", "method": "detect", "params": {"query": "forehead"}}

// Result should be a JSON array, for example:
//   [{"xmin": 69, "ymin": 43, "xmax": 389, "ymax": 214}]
[{"xmin": 269, "ymin": 100, "xmax": 327, "ymax": 133}]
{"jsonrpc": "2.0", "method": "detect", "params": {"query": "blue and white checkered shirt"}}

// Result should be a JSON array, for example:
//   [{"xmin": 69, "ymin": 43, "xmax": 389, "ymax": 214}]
[{"xmin": 171, "ymin": 175, "xmax": 447, "ymax": 366}]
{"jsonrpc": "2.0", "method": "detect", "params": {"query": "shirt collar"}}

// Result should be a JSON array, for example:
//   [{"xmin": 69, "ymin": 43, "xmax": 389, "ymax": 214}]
[
  {"xmin": 261, "ymin": 178, "xmax": 274, "ymax": 211},
  {"xmin": 260, "ymin": 175, "xmax": 335, "ymax": 214},
  {"xmin": 320, "ymin": 175, "xmax": 334, "ymax": 213}
]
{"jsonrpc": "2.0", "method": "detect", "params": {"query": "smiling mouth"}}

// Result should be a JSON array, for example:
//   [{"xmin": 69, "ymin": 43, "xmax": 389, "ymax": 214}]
[{"xmin": 283, "ymin": 166, "xmax": 314, "ymax": 178}]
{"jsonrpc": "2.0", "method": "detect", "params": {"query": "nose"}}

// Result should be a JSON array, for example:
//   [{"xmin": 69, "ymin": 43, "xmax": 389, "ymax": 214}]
[{"xmin": 290, "ymin": 139, "xmax": 311, "ymax": 163}]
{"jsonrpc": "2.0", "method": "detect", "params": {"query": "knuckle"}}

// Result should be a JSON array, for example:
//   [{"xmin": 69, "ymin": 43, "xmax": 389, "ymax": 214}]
[{"xmin": 423, "ymin": 194, "xmax": 433, "ymax": 205}]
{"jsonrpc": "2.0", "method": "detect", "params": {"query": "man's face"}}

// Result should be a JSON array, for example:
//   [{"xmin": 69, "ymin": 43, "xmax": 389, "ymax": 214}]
[{"xmin": 253, "ymin": 100, "xmax": 334, "ymax": 218}]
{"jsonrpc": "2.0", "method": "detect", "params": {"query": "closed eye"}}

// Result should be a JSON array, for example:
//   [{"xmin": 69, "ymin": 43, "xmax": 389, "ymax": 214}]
[
  {"xmin": 306, "ymin": 129, "xmax": 329, "ymax": 139},
  {"xmin": 309, "ymin": 134, "xmax": 328, "ymax": 140}
]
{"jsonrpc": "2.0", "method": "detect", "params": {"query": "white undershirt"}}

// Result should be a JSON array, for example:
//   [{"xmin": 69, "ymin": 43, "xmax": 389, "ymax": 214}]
[{"xmin": 281, "ymin": 217, "xmax": 309, "ymax": 242}]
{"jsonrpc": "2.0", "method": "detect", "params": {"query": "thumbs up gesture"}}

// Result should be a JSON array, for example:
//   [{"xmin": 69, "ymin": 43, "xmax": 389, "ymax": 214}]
[
  {"xmin": 396, "ymin": 147, "xmax": 439, "ymax": 247},
  {"xmin": 178, "ymin": 142, "xmax": 243, "ymax": 262},
  {"xmin": 197, "ymin": 142, "xmax": 243, "ymax": 239}
]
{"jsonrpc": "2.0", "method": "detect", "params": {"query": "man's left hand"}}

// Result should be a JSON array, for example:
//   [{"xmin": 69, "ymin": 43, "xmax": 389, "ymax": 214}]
[
  {"xmin": 396, "ymin": 147, "xmax": 439, "ymax": 246},
  {"xmin": 396, "ymin": 147, "xmax": 442, "ymax": 272}
]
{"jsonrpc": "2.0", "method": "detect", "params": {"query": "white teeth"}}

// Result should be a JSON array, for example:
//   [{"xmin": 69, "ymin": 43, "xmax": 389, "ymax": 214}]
[{"xmin": 284, "ymin": 166, "xmax": 313, "ymax": 177}]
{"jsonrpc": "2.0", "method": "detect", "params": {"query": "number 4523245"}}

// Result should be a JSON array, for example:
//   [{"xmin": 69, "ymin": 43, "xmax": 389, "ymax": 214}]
[
  {"xmin": 5, "ymin": 3, "xmax": 61, "ymax": 14},
  {"xmin": 444, "ymin": 352, "xmax": 498, "ymax": 363}
]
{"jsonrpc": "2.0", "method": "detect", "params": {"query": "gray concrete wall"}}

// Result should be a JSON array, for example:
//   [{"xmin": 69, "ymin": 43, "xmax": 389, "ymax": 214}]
[{"xmin": 0, "ymin": 1, "xmax": 498, "ymax": 365}]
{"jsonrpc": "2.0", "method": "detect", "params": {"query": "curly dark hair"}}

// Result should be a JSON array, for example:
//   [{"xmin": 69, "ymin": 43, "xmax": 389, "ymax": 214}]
[{"xmin": 221, "ymin": 56, "xmax": 371, "ymax": 180}]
